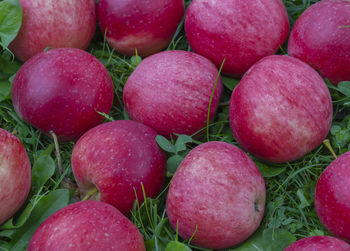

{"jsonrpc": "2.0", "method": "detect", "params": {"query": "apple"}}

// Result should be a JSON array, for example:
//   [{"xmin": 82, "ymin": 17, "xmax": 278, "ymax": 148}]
[
  {"xmin": 9, "ymin": 0, "xmax": 96, "ymax": 62},
  {"xmin": 71, "ymin": 120, "xmax": 166, "ymax": 216},
  {"xmin": 0, "ymin": 128, "xmax": 31, "ymax": 225},
  {"xmin": 97, "ymin": 0, "xmax": 185, "ymax": 57},
  {"xmin": 185, "ymin": 0, "xmax": 289, "ymax": 77},
  {"xmin": 166, "ymin": 141, "xmax": 266, "ymax": 249},
  {"xmin": 229, "ymin": 55, "xmax": 333, "ymax": 163},
  {"xmin": 123, "ymin": 50, "xmax": 223, "ymax": 138},
  {"xmin": 27, "ymin": 200, "xmax": 146, "ymax": 250},
  {"xmin": 288, "ymin": 0, "xmax": 350, "ymax": 85},
  {"xmin": 284, "ymin": 236, "xmax": 350, "ymax": 251},
  {"xmin": 12, "ymin": 48, "xmax": 114, "ymax": 142},
  {"xmin": 315, "ymin": 151, "xmax": 350, "ymax": 242}
]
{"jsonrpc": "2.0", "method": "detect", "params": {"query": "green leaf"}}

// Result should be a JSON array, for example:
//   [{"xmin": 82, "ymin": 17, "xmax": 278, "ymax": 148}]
[
  {"xmin": 165, "ymin": 241, "xmax": 192, "ymax": 251},
  {"xmin": 296, "ymin": 188, "xmax": 311, "ymax": 208},
  {"xmin": 167, "ymin": 155, "xmax": 184, "ymax": 174},
  {"xmin": 145, "ymin": 236, "xmax": 167, "ymax": 251},
  {"xmin": 174, "ymin": 135, "xmax": 192, "ymax": 153},
  {"xmin": 0, "ymin": 0, "xmax": 23, "ymax": 48},
  {"xmin": 0, "ymin": 79, "xmax": 11, "ymax": 102},
  {"xmin": 31, "ymin": 154, "xmax": 55, "ymax": 193},
  {"xmin": 255, "ymin": 162, "xmax": 286, "ymax": 178},
  {"xmin": 130, "ymin": 55, "xmax": 142, "ymax": 67},
  {"xmin": 156, "ymin": 135, "xmax": 176, "ymax": 153},
  {"xmin": 337, "ymin": 81, "xmax": 350, "ymax": 97},
  {"xmin": 0, "ymin": 203, "xmax": 33, "ymax": 230},
  {"xmin": 0, "ymin": 54, "xmax": 21, "ymax": 74},
  {"xmin": 222, "ymin": 76, "xmax": 240, "ymax": 91}
]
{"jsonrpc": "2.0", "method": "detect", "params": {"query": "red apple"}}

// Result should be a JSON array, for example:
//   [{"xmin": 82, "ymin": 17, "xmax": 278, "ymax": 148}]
[
  {"xmin": 315, "ymin": 151, "xmax": 350, "ymax": 242},
  {"xmin": 185, "ymin": 0, "xmax": 289, "ymax": 77},
  {"xmin": 12, "ymin": 48, "xmax": 114, "ymax": 142},
  {"xmin": 9, "ymin": 0, "xmax": 96, "ymax": 62},
  {"xmin": 71, "ymin": 120, "xmax": 166, "ymax": 216},
  {"xmin": 0, "ymin": 128, "xmax": 31, "ymax": 225},
  {"xmin": 97, "ymin": 0, "xmax": 185, "ymax": 57},
  {"xmin": 288, "ymin": 0, "xmax": 350, "ymax": 85},
  {"xmin": 284, "ymin": 236, "xmax": 350, "ymax": 251},
  {"xmin": 166, "ymin": 141, "xmax": 266, "ymax": 249},
  {"xmin": 27, "ymin": 200, "xmax": 145, "ymax": 251},
  {"xmin": 229, "ymin": 55, "xmax": 333, "ymax": 163},
  {"xmin": 123, "ymin": 50, "xmax": 223, "ymax": 138}
]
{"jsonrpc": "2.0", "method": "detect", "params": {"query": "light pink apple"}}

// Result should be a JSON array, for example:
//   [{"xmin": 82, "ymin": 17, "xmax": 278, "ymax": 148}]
[
  {"xmin": 123, "ymin": 50, "xmax": 223, "ymax": 138},
  {"xmin": 229, "ymin": 55, "xmax": 333, "ymax": 163},
  {"xmin": 284, "ymin": 236, "xmax": 350, "ymax": 251},
  {"xmin": 288, "ymin": 0, "xmax": 350, "ymax": 85},
  {"xmin": 12, "ymin": 48, "xmax": 114, "ymax": 142},
  {"xmin": 185, "ymin": 0, "xmax": 289, "ymax": 77},
  {"xmin": 166, "ymin": 141, "xmax": 265, "ymax": 249},
  {"xmin": 97, "ymin": 0, "xmax": 184, "ymax": 57},
  {"xmin": 0, "ymin": 128, "xmax": 31, "ymax": 225},
  {"xmin": 27, "ymin": 200, "xmax": 145, "ymax": 251},
  {"xmin": 71, "ymin": 120, "xmax": 166, "ymax": 216},
  {"xmin": 9, "ymin": 0, "xmax": 96, "ymax": 62}
]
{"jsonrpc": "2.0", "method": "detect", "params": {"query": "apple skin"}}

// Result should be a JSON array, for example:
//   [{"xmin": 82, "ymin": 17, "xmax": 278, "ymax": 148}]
[
  {"xmin": 71, "ymin": 120, "xmax": 166, "ymax": 216},
  {"xmin": 284, "ymin": 236, "xmax": 350, "ymax": 251},
  {"xmin": 288, "ymin": 0, "xmax": 350, "ymax": 85},
  {"xmin": 12, "ymin": 48, "xmax": 114, "ymax": 142},
  {"xmin": 9, "ymin": 0, "xmax": 96, "ymax": 62},
  {"xmin": 166, "ymin": 141, "xmax": 266, "ymax": 249},
  {"xmin": 27, "ymin": 200, "xmax": 145, "ymax": 251},
  {"xmin": 97, "ymin": 0, "xmax": 184, "ymax": 57},
  {"xmin": 229, "ymin": 55, "xmax": 333, "ymax": 163},
  {"xmin": 315, "ymin": 151, "xmax": 350, "ymax": 242},
  {"xmin": 123, "ymin": 50, "xmax": 223, "ymax": 138},
  {"xmin": 0, "ymin": 129, "xmax": 31, "ymax": 225},
  {"xmin": 185, "ymin": 0, "xmax": 289, "ymax": 77}
]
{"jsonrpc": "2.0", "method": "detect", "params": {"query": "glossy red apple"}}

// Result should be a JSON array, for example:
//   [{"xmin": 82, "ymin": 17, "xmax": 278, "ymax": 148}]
[
  {"xmin": 97, "ymin": 0, "xmax": 185, "ymax": 57},
  {"xmin": 123, "ymin": 50, "xmax": 223, "ymax": 138},
  {"xmin": 284, "ymin": 236, "xmax": 350, "ymax": 251},
  {"xmin": 288, "ymin": 0, "xmax": 350, "ymax": 85},
  {"xmin": 0, "ymin": 128, "xmax": 31, "ymax": 225},
  {"xmin": 185, "ymin": 0, "xmax": 289, "ymax": 77},
  {"xmin": 229, "ymin": 55, "xmax": 333, "ymax": 163},
  {"xmin": 27, "ymin": 200, "xmax": 145, "ymax": 251},
  {"xmin": 315, "ymin": 151, "xmax": 350, "ymax": 242},
  {"xmin": 12, "ymin": 48, "xmax": 114, "ymax": 142},
  {"xmin": 9, "ymin": 0, "xmax": 96, "ymax": 62},
  {"xmin": 166, "ymin": 141, "xmax": 266, "ymax": 249},
  {"xmin": 71, "ymin": 120, "xmax": 166, "ymax": 216}
]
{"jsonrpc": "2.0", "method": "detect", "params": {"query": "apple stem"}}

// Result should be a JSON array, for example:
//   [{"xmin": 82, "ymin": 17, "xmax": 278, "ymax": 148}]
[
  {"xmin": 82, "ymin": 187, "xmax": 98, "ymax": 201},
  {"xmin": 50, "ymin": 131, "xmax": 63, "ymax": 174},
  {"xmin": 323, "ymin": 139, "xmax": 337, "ymax": 159}
]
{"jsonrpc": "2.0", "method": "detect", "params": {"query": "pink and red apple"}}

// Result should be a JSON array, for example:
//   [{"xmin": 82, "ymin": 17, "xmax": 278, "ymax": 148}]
[
  {"xmin": 9, "ymin": 0, "xmax": 96, "ymax": 62},
  {"xmin": 284, "ymin": 236, "xmax": 350, "ymax": 251}
]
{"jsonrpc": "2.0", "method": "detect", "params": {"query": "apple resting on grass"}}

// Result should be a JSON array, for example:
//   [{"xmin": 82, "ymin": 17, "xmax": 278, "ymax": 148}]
[
  {"xmin": 123, "ymin": 50, "xmax": 223, "ymax": 138},
  {"xmin": 229, "ymin": 55, "xmax": 333, "ymax": 163},
  {"xmin": 12, "ymin": 48, "xmax": 114, "ymax": 142},
  {"xmin": 9, "ymin": 0, "xmax": 96, "ymax": 62},
  {"xmin": 71, "ymin": 120, "xmax": 166, "ymax": 216},
  {"xmin": 166, "ymin": 141, "xmax": 265, "ymax": 249},
  {"xmin": 0, "ymin": 129, "xmax": 31, "ymax": 225},
  {"xmin": 288, "ymin": 0, "xmax": 350, "ymax": 85},
  {"xmin": 315, "ymin": 151, "xmax": 350, "ymax": 242},
  {"xmin": 97, "ymin": 0, "xmax": 185, "ymax": 57},
  {"xmin": 185, "ymin": 0, "xmax": 289, "ymax": 77},
  {"xmin": 284, "ymin": 236, "xmax": 350, "ymax": 251},
  {"xmin": 27, "ymin": 201, "xmax": 146, "ymax": 251}
]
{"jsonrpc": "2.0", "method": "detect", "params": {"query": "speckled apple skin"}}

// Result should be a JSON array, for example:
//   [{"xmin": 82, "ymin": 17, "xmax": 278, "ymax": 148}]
[
  {"xmin": 166, "ymin": 141, "xmax": 265, "ymax": 249},
  {"xmin": 123, "ymin": 50, "xmax": 223, "ymax": 138},
  {"xmin": 97, "ymin": 0, "xmax": 184, "ymax": 57},
  {"xmin": 27, "ymin": 201, "xmax": 145, "ymax": 251},
  {"xmin": 288, "ymin": 0, "xmax": 350, "ymax": 85},
  {"xmin": 315, "ymin": 151, "xmax": 350, "ymax": 242},
  {"xmin": 229, "ymin": 55, "xmax": 332, "ymax": 163},
  {"xmin": 185, "ymin": 0, "xmax": 289, "ymax": 77},
  {"xmin": 0, "ymin": 129, "xmax": 31, "ymax": 225},
  {"xmin": 71, "ymin": 120, "xmax": 166, "ymax": 216},
  {"xmin": 12, "ymin": 48, "xmax": 114, "ymax": 142},
  {"xmin": 284, "ymin": 236, "xmax": 350, "ymax": 251},
  {"xmin": 9, "ymin": 0, "xmax": 96, "ymax": 62}
]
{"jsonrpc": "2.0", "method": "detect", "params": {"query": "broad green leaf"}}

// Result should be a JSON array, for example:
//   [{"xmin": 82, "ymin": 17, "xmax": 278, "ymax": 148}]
[
  {"xmin": 255, "ymin": 161, "xmax": 286, "ymax": 178},
  {"xmin": 222, "ymin": 76, "xmax": 240, "ymax": 91},
  {"xmin": 0, "ymin": 0, "xmax": 22, "ymax": 48},
  {"xmin": 297, "ymin": 188, "xmax": 310, "ymax": 208},
  {"xmin": 174, "ymin": 135, "xmax": 192, "ymax": 153},
  {"xmin": 0, "ymin": 54, "xmax": 21, "ymax": 74},
  {"xmin": 0, "ymin": 203, "xmax": 33, "ymax": 230},
  {"xmin": 337, "ymin": 81, "xmax": 350, "ymax": 97},
  {"xmin": 0, "ymin": 79, "xmax": 11, "ymax": 102},
  {"xmin": 165, "ymin": 241, "xmax": 192, "ymax": 251},
  {"xmin": 156, "ymin": 135, "xmax": 176, "ymax": 153},
  {"xmin": 31, "ymin": 155, "xmax": 55, "ymax": 193},
  {"xmin": 145, "ymin": 236, "xmax": 167, "ymax": 251},
  {"xmin": 130, "ymin": 55, "xmax": 142, "ymax": 67},
  {"xmin": 167, "ymin": 155, "xmax": 184, "ymax": 174}
]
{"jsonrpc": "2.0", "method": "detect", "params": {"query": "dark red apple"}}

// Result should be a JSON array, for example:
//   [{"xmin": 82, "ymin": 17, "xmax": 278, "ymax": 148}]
[
  {"xmin": 185, "ymin": 0, "xmax": 289, "ymax": 77},
  {"xmin": 166, "ymin": 141, "xmax": 266, "ymax": 249},
  {"xmin": 27, "ymin": 200, "xmax": 145, "ymax": 251},
  {"xmin": 284, "ymin": 236, "xmax": 350, "ymax": 251},
  {"xmin": 0, "ymin": 129, "xmax": 31, "ymax": 225},
  {"xmin": 229, "ymin": 55, "xmax": 332, "ymax": 163},
  {"xmin": 9, "ymin": 0, "xmax": 96, "ymax": 62},
  {"xmin": 288, "ymin": 0, "xmax": 350, "ymax": 85},
  {"xmin": 315, "ymin": 151, "xmax": 350, "ymax": 242},
  {"xmin": 97, "ymin": 0, "xmax": 185, "ymax": 57},
  {"xmin": 123, "ymin": 50, "xmax": 223, "ymax": 138},
  {"xmin": 71, "ymin": 120, "xmax": 166, "ymax": 216},
  {"xmin": 12, "ymin": 48, "xmax": 114, "ymax": 142}
]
